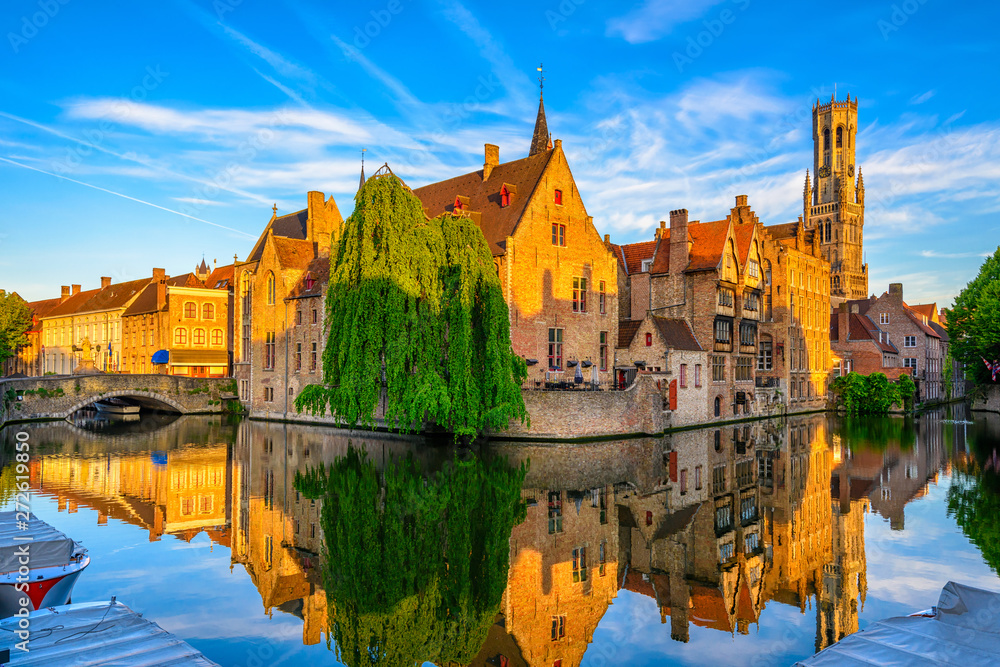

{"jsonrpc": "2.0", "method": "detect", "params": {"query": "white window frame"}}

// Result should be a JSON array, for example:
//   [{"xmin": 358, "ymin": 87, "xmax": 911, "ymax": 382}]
[
  {"xmin": 879, "ymin": 312, "xmax": 890, "ymax": 325},
  {"xmin": 904, "ymin": 335, "xmax": 916, "ymax": 347}
]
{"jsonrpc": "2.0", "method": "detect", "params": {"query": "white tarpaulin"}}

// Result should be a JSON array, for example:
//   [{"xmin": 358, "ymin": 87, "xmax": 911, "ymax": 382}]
[
  {"xmin": 1, "ymin": 600, "xmax": 220, "ymax": 666},
  {"xmin": 796, "ymin": 581, "xmax": 1000, "ymax": 666},
  {"xmin": 0, "ymin": 512, "xmax": 82, "ymax": 573}
]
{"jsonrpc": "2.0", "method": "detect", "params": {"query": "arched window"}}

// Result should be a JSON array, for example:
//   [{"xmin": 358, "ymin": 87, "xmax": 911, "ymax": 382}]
[
  {"xmin": 266, "ymin": 272, "xmax": 275, "ymax": 305},
  {"xmin": 714, "ymin": 430, "xmax": 722, "ymax": 451},
  {"xmin": 500, "ymin": 185, "xmax": 510, "ymax": 208},
  {"xmin": 825, "ymin": 220, "xmax": 831, "ymax": 242},
  {"xmin": 184, "ymin": 302, "xmax": 197, "ymax": 318},
  {"xmin": 714, "ymin": 396, "xmax": 722, "ymax": 417},
  {"xmin": 823, "ymin": 128, "xmax": 830, "ymax": 151},
  {"xmin": 174, "ymin": 328, "xmax": 187, "ymax": 345},
  {"xmin": 211, "ymin": 329, "xmax": 224, "ymax": 346},
  {"xmin": 193, "ymin": 328, "xmax": 206, "ymax": 345},
  {"xmin": 202, "ymin": 303, "xmax": 214, "ymax": 320},
  {"xmin": 836, "ymin": 126, "xmax": 843, "ymax": 148}
]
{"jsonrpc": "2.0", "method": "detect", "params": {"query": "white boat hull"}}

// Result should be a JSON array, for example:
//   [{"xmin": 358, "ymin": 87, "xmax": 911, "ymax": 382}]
[{"xmin": 0, "ymin": 555, "xmax": 90, "ymax": 619}]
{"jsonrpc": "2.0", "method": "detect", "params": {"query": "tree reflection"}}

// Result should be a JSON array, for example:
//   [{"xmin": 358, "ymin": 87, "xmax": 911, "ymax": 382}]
[
  {"xmin": 948, "ymin": 421, "xmax": 1000, "ymax": 575},
  {"xmin": 295, "ymin": 448, "xmax": 527, "ymax": 667}
]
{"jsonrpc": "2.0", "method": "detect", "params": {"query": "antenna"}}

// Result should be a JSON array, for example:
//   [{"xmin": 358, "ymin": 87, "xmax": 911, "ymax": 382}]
[{"xmin": 537, "ymin": 63, "xmax": 544, "ymax": 98}]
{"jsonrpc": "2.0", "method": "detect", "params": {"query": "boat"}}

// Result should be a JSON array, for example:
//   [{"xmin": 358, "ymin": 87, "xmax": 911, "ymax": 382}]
[
  {"xmin": 795, "ymin": 581, "xmax": 1000, "ymax": 665},
  {"xmin": 0, "ymin": 599, "xmax": 219, "ymax": 665},
  {"xmin": 92, "ymin": 397, "xmax": 140, "ymax": 414},
  {"xmin": 0, "ymin": 512, "xmax": 89, "ymax": 619}
]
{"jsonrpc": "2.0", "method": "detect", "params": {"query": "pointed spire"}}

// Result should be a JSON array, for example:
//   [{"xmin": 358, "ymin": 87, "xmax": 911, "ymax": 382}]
[
  {"xmin": 529, "ymin": 63, "xmax": 549, "ymax": 156},
  {"xmin": 358, "ymin": 148, "xmax": 366, "ymax": 193},
  {"xmin": 272, "ymin": 203, "xmax": 277, "ymax": 218}
]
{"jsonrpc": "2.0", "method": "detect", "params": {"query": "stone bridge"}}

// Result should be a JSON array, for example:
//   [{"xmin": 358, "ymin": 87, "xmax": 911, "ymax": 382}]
[{"xmin": 0, "ymin": 374, "xmax": 236, "ymax": 426}]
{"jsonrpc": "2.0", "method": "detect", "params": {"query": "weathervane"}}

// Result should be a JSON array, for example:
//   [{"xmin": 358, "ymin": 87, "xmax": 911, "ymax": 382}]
[
  {"xmin": 537, "ymin": 63, "xmax": 544, "ymax": 98},
  {"xmin": 361, "ymin": 147, "xmax": 366, "ymax": 168}
]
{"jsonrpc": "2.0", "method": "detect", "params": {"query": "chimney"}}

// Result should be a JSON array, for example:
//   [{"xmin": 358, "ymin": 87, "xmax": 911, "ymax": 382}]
[
  {"xmin": 838, "ymin": 303, "xmax": 848, "ymax": 345},
  {"xmin": 153, "ymin": 268, "xmax": 166, "ymax": 310},
  {"xmin": 656, "ymin": 220, "xmax": 666, "ymax": 240},
  {"xmin": 850, "ymin": 303, "xmax": 859, "ymax": 314},
  {"xmin": 100, "ymin": 276, "xmax": 112, "ymax": 289},
  {"xmin": 735, "ymin": 194, "xmax": 748, "ymax": 207},
  {"xmin": 604, "ymin": 234, "xmax": 610, "ymax": 244},
  {"xmin": 669, "ymin": 209, "xmax": 690, "ymax": 274},
  {"xmin": 306, "ymin": 191, "xmax": 324, "ymax": 246},
  {"xmin": 889, "ymin": 283, "xmax": 903, "ymax": 300},
  {"xmin": 60, "ymin": 286, "xmax": 70, "ymax": 303},
  {"xmin": 483, "ymin": 144, "xmax": 499, "ymax": 181},
  {"xmin": 71, "ymin": 284, "xmax": 81, "ymax": 296}
]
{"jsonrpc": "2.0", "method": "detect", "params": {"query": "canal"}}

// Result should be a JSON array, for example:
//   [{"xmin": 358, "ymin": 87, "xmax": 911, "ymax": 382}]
[{"xmin": 1, "ymin": 406, "xmax": 998, "ymax": 666}]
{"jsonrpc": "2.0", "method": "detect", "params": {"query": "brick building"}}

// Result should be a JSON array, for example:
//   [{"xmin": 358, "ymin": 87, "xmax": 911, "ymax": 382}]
[
  {"xmin": 234, "ymin": 192, "xmax": 342, "ymax": 413},
  {"xmin": 413, "ymin": 96, "xmax": 620, "ymax": 388},
  {"xmin": 2, "ymin": 296, "xmax": 59, "ymax": 376},
  {"xmin": 283, "ymin": 256, "xmax": 330, "ymax": 408},
  {"xmin": 829, "ymin": 302, "xmax": 902, "ymax": 381}
]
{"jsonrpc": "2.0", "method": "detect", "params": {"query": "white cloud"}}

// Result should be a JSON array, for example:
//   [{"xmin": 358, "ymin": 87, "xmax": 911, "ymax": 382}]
[
  {"xmin": 910, "ymin": 90, "xmax": 936, "ymax": 105},
  {"xmin": 607, "ymin": 0, "xmax": 729, "ymax": 44}
]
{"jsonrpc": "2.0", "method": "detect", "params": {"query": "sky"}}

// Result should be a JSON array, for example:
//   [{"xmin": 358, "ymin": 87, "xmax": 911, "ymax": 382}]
[{"xmin": 1, "ymin": 0, "xmax": 998, "ymax": 307}]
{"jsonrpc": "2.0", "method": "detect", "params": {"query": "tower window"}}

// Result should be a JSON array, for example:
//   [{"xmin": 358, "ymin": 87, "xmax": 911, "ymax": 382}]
[
  {"xmin": 554, "ymin": 189, "xmax": 563, "ymax": 205},
  {"xmin": 823, "ymin": 129, "xmax": 830, "ymax": 151},
  {"xmin": 836, "ymin": 126, "xmax": 843, "ymax": 148},
  {"xmin": 825, "ymin": 221, "xmax": 831, "ymax": 242}
]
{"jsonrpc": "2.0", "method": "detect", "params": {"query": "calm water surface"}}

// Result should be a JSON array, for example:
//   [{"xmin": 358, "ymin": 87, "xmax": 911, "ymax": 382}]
[{"xmin": 1, "ymin": 406, "xmax": 999, "ymax": 666}]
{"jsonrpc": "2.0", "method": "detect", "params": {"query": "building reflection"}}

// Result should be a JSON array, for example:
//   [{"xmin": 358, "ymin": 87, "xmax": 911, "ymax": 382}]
[{"xmin": 10, "ymin": 409, "xmax": 970, "ymax": 666}]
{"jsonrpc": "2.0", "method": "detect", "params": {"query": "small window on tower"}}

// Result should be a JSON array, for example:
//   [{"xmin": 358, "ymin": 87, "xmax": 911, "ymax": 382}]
[
  {"xmin": 823, "ymin": 128, "xmax": 830, "ymax": 151},
  {"xmin": 646, "ymin": 332, "xmax": 653, "ymax": 347},
  {"xmin": 554, "ymin": 189, "xmax": 563, "ymax": 205},
  {"xmin": 836, "ymin": 126, "xmax": 843, "ymax": 148}
]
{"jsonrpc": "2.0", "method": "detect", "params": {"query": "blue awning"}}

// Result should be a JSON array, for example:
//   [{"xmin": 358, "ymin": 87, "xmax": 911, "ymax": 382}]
[{"xmin": 151, "ymin": 349, "xmax": 169, "ymax": 364}]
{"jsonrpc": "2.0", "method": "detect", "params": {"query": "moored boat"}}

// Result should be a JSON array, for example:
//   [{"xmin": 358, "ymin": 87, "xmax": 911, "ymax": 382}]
[
  {"xmin": 0, "ymin": 512, "xmax": 89, "ymax": 619},
  {"xmin": 92, "ymin": 397, "xmax": 140, "ymax": 414}
]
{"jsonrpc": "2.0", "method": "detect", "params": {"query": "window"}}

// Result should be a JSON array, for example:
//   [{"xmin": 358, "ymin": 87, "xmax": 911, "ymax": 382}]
[
  {"xmin": 718, "ymin": 288, "xmax": 734, "ymax": 308},
  {"xmin": 680, "ymin": 469, "xmax": 688, "ymax": 494},
  {"xmin": 680, "ymin": 364, "xmax": 687, "ymax": 387},
  {"xmin": 904, "ymin": 335, "xmax": 916, "ymax": 347},
  {"xmin": 836, "ymin": 126, "xmax": 843, "ymax": 148},
  {"xmin": 312, "ymin": 309, "xmax": 318, "ymax": 324},
  {"xmin": 904, "ymin": 358, "xmax": 918, "ymax": 371},
  {"xmin": 825, "ymin": 220, "xmax": 832, "ymax": 243},
  {"xmin": 263, "ymin": 387, "xmax": 274, "ymax": 402},
  {"xmin": 572, "ymin": 547, "xmax": 587, "ymax": 582},
  {"xmin": 641, "ymin": 259, "xmax": 653, "ymax": 273},
  {"xmin": 599, "ymin": 281, "xmax": 606, "ymax": 314},
  {"xmin": 880, "ymin": 312, "xmax": 889, "ymax": 325},
  {"xmin": 715, "ymin": 504, "xmax": 732, "ymax": 531},
  {"xmin": 739, "ymin": 322, "xmax": 756, "ymax": 347},
  {"xmin": 720, "ymin": 542, "xmax": 735, "ymax": 563},
  {"xmin": 714, "ymin": 318, "xmax": 732, "ymax": 349},
  {"xmin": 548, "ymin": 492, "xmax": 563, "ymax": 534},
  {"xmin": 266, "ymin": 272, "xmax": 276, "ymax": 305},
  {"xmin": 202, "ymin": 303, "xmax": 214, "ymax": 320},
  {"xmin": 572, "ymin": 277, "xmax": 587, "ymax": 312},
  {"xmin": 712, "ymin": 356, "xmax": 725, "ymax": 382},
  {"xmin": 551, "ymin": 616, "xmax": 565, "ymax": 641},
  {"xmin": 264, "ymin": 331, "xmax": 275, "ymax": 370},
  {"xmin": 599, "ymin": 541, "xmax": 607, "ymax": 576},
  {"xmin": 736, "ymin": 356, "xmax": 753, "ymax": 382},
  {"xmin": 714, "ymin": 395, "xmax": 722, "ymax": 417},
  {"xmin": 311, "ymin": 342, "xmax": 317, "ymax": 372},
  {"xmin": 184, "ymin": 302, "xmax": 197, "ymax": 318},
  {"xmin": 695, "ymin": 465, "xmax": 702, "ymax": 490},
  {"xmin": 744, "ymin": 291, "xmax": 759, "ymax": 312},
  {"xmin": 192, "ymin": 328, "xmax": 206, "ymax": 345},
  {"xmin": 295, "ymin": 343, "xmax": 302, "ymax": 371},
  {"xmin": 599, "ymin": 332, "xmax": 608, "ymax": 371},
  {"xmin": 296, "ymin": 310, "xmax": 302, "ymax": 325},
  {"xmin": 551, "ymin": 223, "xmax": 566, "ymax": 246},
  {"xmin": 695, "ymin": 364, "xmax": 702, "ymax": 387},
  {"xmin": 548, "ymin": 329, "xmax": 563, "ymax": 370},
  {"xmin": 745, "ymin": 532, "xmax": 760, "ymax": 553},
  {"xmin": 211, "ymin": 329, "xmax": 223, "ymax": 346},
  {"xmin": 500, "ymin": 185, "xmax": 511, "ymax": 207},
  {"xmin": 646, "ymin": 332, "xmax": 653, "ymax": 347},
  {"xmin": 554, "ymin": 189, "xmax": 563, "ymax": 205},
  {"xmin": 823, "ymin": 128, "xmax": 830, "ymax": 151},
  {"xmin": 757, "ymin": 340, "xmax": 773, "ymax": 371},
  {"xmin": 739, "ymin": 492, "xmax": 756, "ymax": 521},
  {"xmin": 174, "ymin": 327, "xmax": 187, "ymax": 345}
]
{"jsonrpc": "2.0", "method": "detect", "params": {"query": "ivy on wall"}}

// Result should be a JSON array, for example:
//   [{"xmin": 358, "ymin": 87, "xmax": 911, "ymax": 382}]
[
  {"xmin": 295, "ymin": 447, "xmax": 527, "ymax": 666},
  {"xmin": 296, "ymin": 172, "xmax": 527, "ymax": 436},
  {"xmin": 830, "ymin": 371, "xmax": 915, "ymax": 415}
]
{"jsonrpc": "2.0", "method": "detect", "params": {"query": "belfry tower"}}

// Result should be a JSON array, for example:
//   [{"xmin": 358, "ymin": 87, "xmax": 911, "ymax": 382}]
[{"xmin": 804, "ymin": 95, "xmax": 867, "ymax": 301}]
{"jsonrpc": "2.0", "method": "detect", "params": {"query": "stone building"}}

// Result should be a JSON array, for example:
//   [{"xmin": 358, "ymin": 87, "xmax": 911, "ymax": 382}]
[
  {"xmin": 120, "ymin": 263, "xmax": 234, "ymax": 377},
  {"xmin": 234, "ymin": 192, "xmax": 342, "ymax": 413},
  {"xmin": 829, "ymin": 302, "xmax": 902, "ymax": 380},
  {"xmin": 40, "ymin": 276, "xmax": 153, "ymax": 374},
  {"xmin": 803, "ymin": 95, "xmax": 867, "ymax": 301},
  {"xmin": 2, "ymin": 296, "xmax": 59, "ymax": 376},
  {"xmin": 283, "ymin": 256, "xmax": 330, "ymax": 407},
  {"xmin": 413, "ymin": 95, "xmax": 620, "ymax": 388}
]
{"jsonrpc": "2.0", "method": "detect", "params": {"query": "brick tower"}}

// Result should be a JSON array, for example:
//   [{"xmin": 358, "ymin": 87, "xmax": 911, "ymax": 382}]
[{"xmin": 804, "ymin": 95, "xmax": 867, "ymax": 301}]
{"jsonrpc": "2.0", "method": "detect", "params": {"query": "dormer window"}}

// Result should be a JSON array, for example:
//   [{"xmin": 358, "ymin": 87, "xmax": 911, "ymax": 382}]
[
  {"xmin": 554, "ymin": 189, "xmax": 563, "ymax": 205},
  {"xmin": 305, "ymin": 273, "xmax": 315, "ymax": 291},
  {"xmin": 454, "ymin": 196, "xmax": 464, "ymax": 211},
  {"xmin": 500, "ymin": 185, "xmax": 511, "ymax": 208},
  {"xmin": 641, "ymin": 259, "xmax": 653, "ymax": 273}
]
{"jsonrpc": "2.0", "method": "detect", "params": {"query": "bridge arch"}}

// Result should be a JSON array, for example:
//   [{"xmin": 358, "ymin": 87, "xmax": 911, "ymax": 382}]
[{"xmin": 64, "ymin": 390, "xmax": 186, "ymax": 417}]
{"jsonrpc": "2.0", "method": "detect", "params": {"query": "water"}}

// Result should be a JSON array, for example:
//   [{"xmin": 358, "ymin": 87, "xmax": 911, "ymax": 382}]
[{"xmin": 2, "ymin": 406, "xmax": 999, "ymax": 666}]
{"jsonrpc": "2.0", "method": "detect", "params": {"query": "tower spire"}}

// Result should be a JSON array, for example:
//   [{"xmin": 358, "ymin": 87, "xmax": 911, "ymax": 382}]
[
  {"xmin": 358, "ymin": 148, "xmax": 366, "ymax": 193},
  {"xmin": 529, "ymin": 63, "xmax": 550, "ymax": 156}
]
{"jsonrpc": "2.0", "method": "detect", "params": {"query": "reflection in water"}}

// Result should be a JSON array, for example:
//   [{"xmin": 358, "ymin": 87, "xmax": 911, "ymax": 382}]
[
  {"xmin": 297, "ymin": 448, "xmax": 527, "ymax": 666},
  {"xmin": 2, "ymin": 406, "xmax": 998, "ymax": 666}
]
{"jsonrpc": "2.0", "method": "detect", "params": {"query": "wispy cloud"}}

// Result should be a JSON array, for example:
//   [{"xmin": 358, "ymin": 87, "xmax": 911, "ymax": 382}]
[
  {"xmin": 919, "ymin": 250, "xmax": 990, "ymax": 259},
  {"xmin": 910, "ymin": 89, "xmax": 936, "ymax": 105},
  {"xmin": 606, "ymin": 0, "xmax": 729, "ymax": 44}
]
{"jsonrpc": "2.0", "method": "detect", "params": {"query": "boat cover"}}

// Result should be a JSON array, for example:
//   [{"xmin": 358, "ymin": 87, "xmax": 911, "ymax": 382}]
[
  {"xmin": 0, "ymin": 600, "xmax": 220, "ymax": 666},
  {"xmin": 0, "ymin": 512, "xmax": 82, "ymax": 574},
  {"xmin": 796, "ymin": 581, "xmax": 1000, "ymax": 666}
]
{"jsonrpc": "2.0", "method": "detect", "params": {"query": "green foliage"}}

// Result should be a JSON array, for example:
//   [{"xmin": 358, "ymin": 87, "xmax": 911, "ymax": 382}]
[
  {"xmin": 835, "ymin": 415, "xmax": 916, "ymax": 451},
  {"xmin": 0, "ymin": 291, "xmax": 32, "ymax": 366},
  {"xmin": 22, "ymin": 387, "xmax": 65, "ymax": 399},
  {"xmin": 946, "ymin": 247, "xmax": 1000, "ymax": 385},
  {"xmin": 296, "ymin": 173, "xmax": 527, "ymax": 436},
  {"xmin": 295, "ymin": 447, "xmax": 527, "ymax": 667},
  {"xmin": 948, "ymin": 472, "xmax": 1000, "ymax": 575},
  {"xmin": 830, "ymin": 371, "xmax": 915, "ymax": 415},
  {"xmin": 0, "ymin": 464, "xmax": 17, "ymax": 506}
]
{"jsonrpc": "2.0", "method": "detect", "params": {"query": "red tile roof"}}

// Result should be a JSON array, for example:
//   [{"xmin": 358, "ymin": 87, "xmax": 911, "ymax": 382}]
[
  {"xmin": 733, "ymin": 223, "xmax": 756, "ymax": 267},
  {"xmin": 690, "ymin": 583, "xmax": 732, "ymax": 633},
  {"xmin": 652, "ymin": 317, "xmax": 702, "ymax": 351},
  {"xmin": 288, "ymin": 256, "xmax": 330, "ymax": 299},
  {"xmin": 205, "ymin": 264, "xmax": 235, "ymax": 290},
  {"xmin": 43, "ymin": 288, "xmax": 102, "ymax": 319},
  {"xmin": 617, "ymin": 319, "xmax": 643, "ymax": 348},
  {"xmin": 847, "ymin": 313, "xmax": 898, "ymax": 353},
  {"xmin": 608, "ymin": 243, "xmax": 627, "ymax": 272},
  {"xmin": 649, "ymin": 234, "xmax": 671, "ymax": 275},
  {"xmin": 122, "ymin": 274, "xmax": 202, "ymax": 317},
  {"xmin": 903, "ymin": 303, "xmax": 941, "ymax": 338},
  {"xmin": 272, "ymin": 237, "xmax": 315, "ymax": 270},
  {"xmin": 620, "ymin": 240, "xmax": 657, "ymax": 274},
  {"xmin": 413, "ymin": 149, "xmax": 555, "ymax": 256},
  {"xmin": 686, "ymin": 219, "xmax": 731, "ymax": 272},
  {"xmin": 25, "ymin": 298, "xmax": 60, "ymax": 332}
]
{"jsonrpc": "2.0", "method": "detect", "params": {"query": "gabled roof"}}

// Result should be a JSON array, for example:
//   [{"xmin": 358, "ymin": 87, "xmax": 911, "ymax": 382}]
[
  {"xmin": 733, "ymin": 223, "xmax": 757, "ymax": 266},
  {"xmin": 43, "ymin": 288, "xmax": 101, "ymax": 319},
  {"xmin": 908, "ymin": 303, "xmax": 937, "ymax": 321},
  {"xmin": 649, "ymin": 232, "xmax": 671, "ymax": 275},
  {"xmin": 205, "ymin": 264, "xmax": 235, "ymax": 290},
  {"xmin": 26, "ymin": 298, "xmax": 60, "ymax": 332},
  {"xmin": 651, "ymin": 316, "xmax": 702, "ymax": 351},
  {"xmin": 617, "ymin": 319, "xmax": 643, "ymax": 348},
  {"xmin": 928, "ymin": 320, "xmax": 949, "ymax": 342},
  {"xmin": 246, "ymin": 209, "xmax": 309, "ymax": 263},
  {"xmin": 619, "ymin": 240, "xmax": 657, "ymax": 274},
  {"xmin": 271, "ymin": 237, "xmax": 315, "ymax": 270},
  {"xmin": 846, "ymin": 313, "xmax": 898, "ymax": 353},
  {"xmin": 122, "ymin": 274, "xmax": 203, "ymax": 317},
  {"xmin": 765, "ymin": 221, "xmax": 798, "ymax": 240},
  {"xmin": 413, "ymin": 149, "xmax": 555, "ymax": 256},
  {"xmin": 686, "ymin": 219, "xmax": 731, "ymax": 272},
  {"xmin": 608, "ymin": 243, "xmax": 627, "ymax": 272},
  {"xmin": 80, "ymin": 277, "xmax": 152, "ymax": 313},
  {"xmin": 903, "ymin": 303, "xmax": 941, "ymax": 338},
  {"xmin": 287, "ymin": 256, "xmax": 330, "ymax": 300}
]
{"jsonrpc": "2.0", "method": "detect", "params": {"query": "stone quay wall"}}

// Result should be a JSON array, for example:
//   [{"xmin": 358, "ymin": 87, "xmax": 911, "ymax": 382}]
[{"xmin": 972, "ymin": 384, "xmax": 1000, "ymax": 414}]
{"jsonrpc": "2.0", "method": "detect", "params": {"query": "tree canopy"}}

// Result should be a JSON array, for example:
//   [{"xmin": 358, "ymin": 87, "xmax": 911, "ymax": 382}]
[
  {"xmin": 296, "ymin": 171, "xmax": 527, "ymax": 436},
  {"xmin": 0, "ymin": 291, "xmax": 32, "ymax": 367},
  {"xmin": 830, "ymin": 371, "xmax": 915, "ymax": 415},
  {"xmin": 946, "ymin": 247, "xmax": 1000, "ymax": 385}
]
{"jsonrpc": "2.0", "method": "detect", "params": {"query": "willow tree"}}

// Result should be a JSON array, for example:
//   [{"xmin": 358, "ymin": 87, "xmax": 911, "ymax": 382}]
[
  {"xmin": 296, "ymin": 170, "xmax": 526, "ymax": 436},
  {"xmin": 295, "ymin": 447, "xmax": 527, "ymax": 666}
]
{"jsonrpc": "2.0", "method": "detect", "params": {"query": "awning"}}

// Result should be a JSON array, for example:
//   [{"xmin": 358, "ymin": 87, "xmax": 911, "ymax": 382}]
[
  {"xmin": 169, "ymin": 350, "xmax": 228, "ymax": 366},
  {"xmin": 151, "ymin": 349, "xmax": 169, "ymax": 364}
]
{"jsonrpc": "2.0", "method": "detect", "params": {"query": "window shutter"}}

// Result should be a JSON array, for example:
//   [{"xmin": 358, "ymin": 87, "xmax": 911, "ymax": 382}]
[{"xmin": 669, "ymin": 379, "xmax": 678, "ymax": 411}]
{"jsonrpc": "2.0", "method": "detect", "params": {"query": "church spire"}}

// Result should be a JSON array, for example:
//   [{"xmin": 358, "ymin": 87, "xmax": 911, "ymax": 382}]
[
  {"xmin": 529, "ymin": 63, "xmax": 549, "ymax": 156},
  {"xmin": 803, "ymin": 169, "xmax": 812, "ymax": 220},
  {"xmin": 358, "ymin": 148, "xmax": 366, "ymax": 193}
]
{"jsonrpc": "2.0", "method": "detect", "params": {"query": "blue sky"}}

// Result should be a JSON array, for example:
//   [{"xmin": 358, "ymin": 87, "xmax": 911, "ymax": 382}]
[{"xmin": 1, "ymin": 0, "xmax": 997, "ymax": 307}]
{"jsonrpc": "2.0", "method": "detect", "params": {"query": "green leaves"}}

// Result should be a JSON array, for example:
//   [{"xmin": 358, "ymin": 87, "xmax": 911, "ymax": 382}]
[
  {"xmin": 946, "ymin": 247, "xmax": 1000, "ymax": 385},
  {"xmin": 295, "ymin": 174, "xmax": 527, "ymax": 435},
  {"xmin": 830, "ymin": 371, "xmax": 915, "ymax": 415},
  {"xmin": 0, "ymin": 291, "xmax": 32, "ymax": 366}
]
